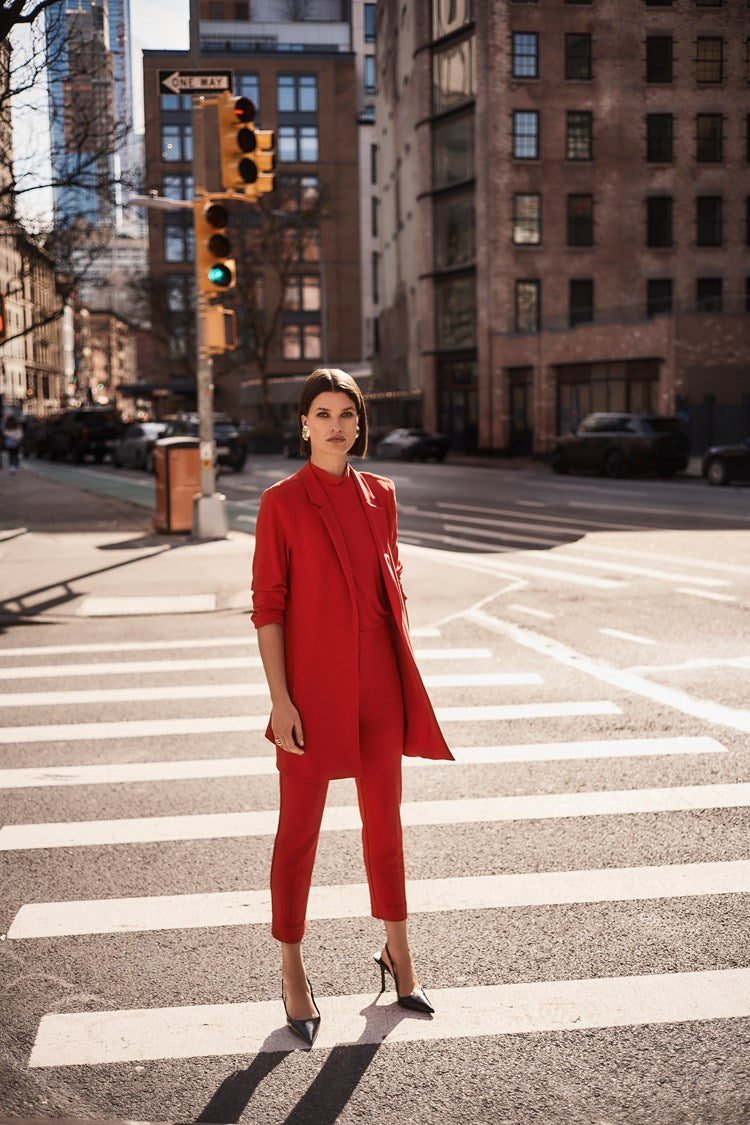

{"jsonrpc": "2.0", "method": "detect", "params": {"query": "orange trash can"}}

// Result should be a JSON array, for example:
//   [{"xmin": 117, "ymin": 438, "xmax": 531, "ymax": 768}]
[{"xmin": 153, "ymin": 436, "xmax": 201, "ymax": 533}]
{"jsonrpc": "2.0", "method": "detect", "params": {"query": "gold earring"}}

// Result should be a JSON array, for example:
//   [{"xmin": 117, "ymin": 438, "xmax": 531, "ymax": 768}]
[{"xmin": 302, "ymin": 424, "xmax": 310, "ymax": 441}]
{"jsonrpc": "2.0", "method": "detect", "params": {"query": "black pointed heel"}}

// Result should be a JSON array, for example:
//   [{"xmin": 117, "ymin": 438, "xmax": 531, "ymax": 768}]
[
  {"xmin": 282, "ymin": 976, "xmax": 321, "ymax": 1047},
  {"xmin": 372, "ymin": 942, "xmax": 435, "ymax": 1014}
]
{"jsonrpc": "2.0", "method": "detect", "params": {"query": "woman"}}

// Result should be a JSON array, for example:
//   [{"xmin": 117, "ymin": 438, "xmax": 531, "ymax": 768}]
[
  {"xmin": 2, "ymin": 415, "xmax": 23, "ymax": 475},
  {"xmin": 251, "ymin": 368, "xmax": 453, "ymax": 1047}
]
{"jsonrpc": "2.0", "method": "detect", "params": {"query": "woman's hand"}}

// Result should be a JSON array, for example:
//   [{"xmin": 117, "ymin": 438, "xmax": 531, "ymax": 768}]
[{"xmin": 271, "ymin": 698, "xmax": 305, "ymax": 756}]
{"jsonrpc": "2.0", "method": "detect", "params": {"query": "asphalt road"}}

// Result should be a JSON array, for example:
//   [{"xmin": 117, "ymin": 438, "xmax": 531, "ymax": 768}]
[{"xmin": 1, "ymin": 456, "xmax": 749, "ymax": 1124}]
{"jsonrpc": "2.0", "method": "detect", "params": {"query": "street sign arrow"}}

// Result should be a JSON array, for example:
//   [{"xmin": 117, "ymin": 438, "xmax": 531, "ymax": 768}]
[{"xmin": 159, "ymin": 70, "xmax": 233, "ymax": 95}]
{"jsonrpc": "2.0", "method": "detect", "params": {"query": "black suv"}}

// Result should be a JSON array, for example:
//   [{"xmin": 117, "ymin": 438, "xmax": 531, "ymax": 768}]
[
  {"xmin": 551, "ymin": 413, "xmax": 690, "ymax": 479},
  {"xmin": 161, "ymin": 414, "xmax": 248, "ymax": 472},
  {"xmin": 34, "ymin": 409, "xmax": 124, "ymax": 464}
]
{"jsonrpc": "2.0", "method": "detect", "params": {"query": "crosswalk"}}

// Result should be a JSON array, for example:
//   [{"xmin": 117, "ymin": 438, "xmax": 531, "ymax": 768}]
[{"xmin": 2, "ymin": 622, "xmax": 749, "ymax": 1089}]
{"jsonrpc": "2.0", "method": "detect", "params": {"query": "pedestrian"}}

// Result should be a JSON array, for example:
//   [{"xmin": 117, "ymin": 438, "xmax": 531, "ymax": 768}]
[
  {"xmin": 251, "ymin": 367, "xmax": 453, "ymax": 1047},
  {"xmin": 2, "ymin": 414, "xmax": 23, "ymax": 475}
]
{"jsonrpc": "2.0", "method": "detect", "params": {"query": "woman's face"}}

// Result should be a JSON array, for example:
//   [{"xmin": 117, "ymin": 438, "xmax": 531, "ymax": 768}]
[{"xmin": 301, "ymin": 391, "xmax": 359, "ymax": 457}]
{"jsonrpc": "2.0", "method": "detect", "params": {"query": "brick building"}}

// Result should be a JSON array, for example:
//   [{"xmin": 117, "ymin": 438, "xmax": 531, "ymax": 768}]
[
  {"xmin": 142, "ymin": 2, "xmax": 366, "ymax": 422},
  {"xmin": 375, "ymin": 0, "xmax": 750, "ymax": 455}
]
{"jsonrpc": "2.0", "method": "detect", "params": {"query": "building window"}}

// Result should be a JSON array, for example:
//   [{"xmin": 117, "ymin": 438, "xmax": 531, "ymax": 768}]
[
  {"xmin": 435, "ymin": 276, "xmax": 476, "ymax": 349},
  {"xmin": 276, "ymin": 173, "xmax": 319, "ymax": 212},
  {"xmin": 164, "ymin": 219, "xmax": 194, "ymax": 263},
  {"xmin": 434, "ymin": 193, "xmax": 476, "ymax": 267},
  {"xmin": 567, "ymin": 194, "xmax": 594, "ymax": 246},
  {"xmin": 283, "ymin": 276, "xmax": 321, "ymax": 312},
  {"xmin": 512, "ymin": 193, "xmax": 541, "ymax": 244},
  {"xmin": 647, "ymin": 278, "xmax": 673, "ymax": 316},
  {"xmin": 371, "ymin": 144, "xmax": 377, "ymax": 185},
  {"xmin": 647, "ymin": 197, "xmax": 673, "ymax": 247},
  {"xmin": 433, "ymin": 0, "xmax": 474, "ymax": 37},
  {"xmin": 278, "ymin": 125, "xmax": 319, "ymax": 163},
  {"xmin": 364, "ymin": 3, "xmax": 376, "ymax": 41},
  {"xmin": 565, "ymin": 0, "xmax": 593, "ymax": 4},
  {"xmin": 372, "ymin": 251, "xmax": 380, "ymax": 304},
  {"xmin": 696, "ymin": 0, "xmax": 722, "ymax": 6},
  {"xmin": 515, "ymin": 280, "xmax": 540, "ymax": 333},
  {"xmin": 696, "ymin": 114, "xmax": 723, "ymax": 162},
  {"xmin": 696, "ymin": 38, "xmax": 723, "ymax": 83},
  {"xmin": 433, "ymin": 36, "xmax": 477, "ymax": 112},
  {"xmin": 696, "ymin": 277, "xmax": 722, "ymax": 312},
  {"xmin": 160, "ymin": 93, "xmax": 192, "ymax": 112},
  {"xmin": 433, "ymin": 114, "xmax": 475, "ymax": 186},
  {"xmin": 364, "ymin": 55, "xmax": 376, "ymax": 94},
  {"xmin": 236, "ymin": 73, "xmax": 260, "ymax": 108},
  {"xmin": 566, "ymin": 111, "xmax": 592, "ymax": 160},
  {"xmin": 512, "ymin": 32, "xmax": 538, "ymax": 78},
  {"xmin": 162, "ymin": 173, "xmax": 194, "ymax": 200},
  {"xmin": 512, "ymin": 110, "xmax": 539, "ymax": 158},
  {"xmin": 746, "ymin": 37, "xmax": 750, "ymax": 81},
  {"xmin": 746, "ymin": 196, "xmax": 750, "ymax": 246},
  {"xmin": 277, "ymin": 74, "xmax": 318, "ymax": 114},
  {"xmin": 565, "ymin": 33, "xmax": 592, "ymax": 80},
  {"xmin": 696, "ymin": 196, "xmax": 722, "ymax": 245},
  {"xmin": 161, "ymin": 123, "xmax": 192, "ymax": 162},
  {"xmin": 282, "ymin": 323, "xmax": 321, "ymax": 360},
  {"xmin": 646, "ymin": 36, "xmax": 673, "ymax": 82},
  {"xmin": 746, "ymin": 276, "xmax": 750, "ymax": 314},
  {"xmin": 646, "ymin": 113, "xmax": 673, "ymax": 161},
  {"xmin": 569, "ymin": 279, "xmax": 594, "ymax": 326},
  {"xmin": 645, "ymin": 0, "xmax": 672, "ymax": 5}
]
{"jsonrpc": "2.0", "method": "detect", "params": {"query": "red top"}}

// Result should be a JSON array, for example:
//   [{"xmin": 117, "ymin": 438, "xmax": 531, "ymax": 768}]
[{"xmin": 310, "ymin": 461, "xmax": 390, "ymax": 631}]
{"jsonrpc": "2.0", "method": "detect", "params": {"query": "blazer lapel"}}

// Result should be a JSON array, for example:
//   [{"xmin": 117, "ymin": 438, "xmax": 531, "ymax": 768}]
[
  {"xmin": 298, "ymin": 461, "xmax": 358, "ymax": 610},
  {"xmin": 351, "ymin": 467, "xmax": 405, "ymax": 622}
]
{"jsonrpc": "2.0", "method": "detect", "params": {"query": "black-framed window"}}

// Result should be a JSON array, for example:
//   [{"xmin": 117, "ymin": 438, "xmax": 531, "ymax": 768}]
[
  {"xmin": 433, "ymin": 114, "xmax": 475, "ymax": 186},
  {"xmin": 160, "ymin": 93, "xmax": 192, "ymax": 112},
  {"xmin": 746, "ymin": 37, "xmax": 750, "ymax": 81},
  {"xmin": 277, "ymin": 74, "xmax": 318, "ymax": 114},
  {"xmin": 696, "ymin": 277, "xmax": 722, "ymax": 312},
  {"xmin": 569, "ymin": 279, "xmax": 594, "ymax": 326},
  {"xmin": 745, "ymin": 196, "xmax": 750, "ymax": 246},
  {"xmin": 645, "ymin": 0, "xmax": 672, "ymax": 5},
  {"xmin": 566, "ymin": 111, "xmax": 592, "ymax": 160},
  {"xmin": 647, "ymin": 278, "xmax": 673, "ymax": 316},
  {"xmin": 565, "ymin": 33, "xmax": 592, "ymax": 79},
  {"xmin": 164, "ymin": 219, "xmax": 194, "ymax": 263},
  {"xmin": 282, "ymin": 323, "xmax": 321, "ymax": 361},
  {"xmin": 162, "ymin": 173, "xmax": 194, "ymax": 200},
  {"xmin": 747, "ymin": 115, "xmax": 750, "ymax": 162},
  {"xmin": 283, "ymin": 275, "xmax": 321, "ymax": 312},
  {"xmin": 372, "ymin": 251, "xmax": 380, "ymax": 304},
  {"xmin": 646, "ymin": 36, "xmax": 673, "ymax": 82},
  {"xmin": 567, "ymin": 194, "xmax": 594, "ymax": 245},
  {"xmin": 696, "ymin": 114, "xmax": 723, "ymax": 162},
  {"xmin": 512, "ymin": 110, "xmax": 539, "ymax": 158},
  {"xmin": 236, "ymin": 73, "xmax": 260, "ymax": 109},
  {"xmin": 371, "ymin": 197, "xmax": 379, "ymax": 239},
  {"xmin": 512, "ymin": 32, "xmax": 538, "ymax": 78},
  {"xmin": 647, "ymin": 113, "xmax": 673, "ymax": 161},
  {"xmin": 515, "ymin": 280, "xmax": 540, "ymax": 333},
  {"xmin": 278, "ymin": 125, "xmax": 319, "ymax": 163},
  {"xmin": 696, "ymin": 0, "xmax": 722, "ymax": 7},
  {"xmin": 696, "ymin": 38, "xmax": 723, "ymax": 83},
  {"xmin": 364, "ymin": 2, "xmax": 376, "ymax": 41},
  {"xmin": 434, "ymin": 193, "xmax": 476, "ymax": 268},
  {"xmin": 512, "ymin": 193, "xmax": 541, "ymax": 244},
  {"xmin": 364, "ymin": 55, "xmax": 376, "ymax": 94},
  {"xmin": 745, "ymin": 276, "xmax": 750, "ymax": 314},
  {"xmin": 696, "ymin": 196, "xmax": 722, "ymax": 245},
  {"xmin": 565, "ymin": 0, "xmax": 592, "ymax": 4},
  {"xmin": 647, "ymin": 196, "xmax": 673, "ymax": 246},
  {"xmin": 161, "ymin": 123, "xmax": 192, "ymax": 162}
]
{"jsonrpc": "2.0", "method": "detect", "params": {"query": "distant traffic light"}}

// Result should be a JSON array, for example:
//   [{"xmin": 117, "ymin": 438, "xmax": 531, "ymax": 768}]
[
  {"xmin": 217, "ymin": 91, "xmax": 276, "ymax": 198},
  {"xmin": 194, "ymin": 198, "xmax": 235, "ymax": 294}
]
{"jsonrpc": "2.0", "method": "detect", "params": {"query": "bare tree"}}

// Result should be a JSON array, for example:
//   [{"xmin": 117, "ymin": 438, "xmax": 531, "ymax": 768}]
[{"xmin": 0, "ymin": 0, "xmax": 61, "ymax": 45}]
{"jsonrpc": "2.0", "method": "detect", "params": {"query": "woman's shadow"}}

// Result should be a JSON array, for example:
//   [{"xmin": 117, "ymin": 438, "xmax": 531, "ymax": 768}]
[{"xmin": 194, "ymin": 995, "xmax": 429, "ymax": 1124}]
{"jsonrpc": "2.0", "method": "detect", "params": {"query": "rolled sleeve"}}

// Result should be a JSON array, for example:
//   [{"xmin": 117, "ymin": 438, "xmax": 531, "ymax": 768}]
[{"xmin": 251, "ymin": 489, "xmax": 290, "ymax": 629}]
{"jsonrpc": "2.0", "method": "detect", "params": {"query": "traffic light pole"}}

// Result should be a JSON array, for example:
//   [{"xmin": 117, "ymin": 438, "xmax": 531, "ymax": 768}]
[{"xmin": 191, "ymin": 96, "xmax": 229, "ymax": 540}]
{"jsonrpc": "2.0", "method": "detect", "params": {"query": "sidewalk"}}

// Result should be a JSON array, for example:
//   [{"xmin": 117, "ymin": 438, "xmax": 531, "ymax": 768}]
[{"xmin": 0, "ymin": 466, "xmax": 253, "ymax": 622}]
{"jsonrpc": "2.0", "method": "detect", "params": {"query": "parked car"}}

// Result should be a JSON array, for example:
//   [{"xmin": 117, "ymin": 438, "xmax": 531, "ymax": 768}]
[
  {"xmin": 550, "ymin": 413, "xmax": 690, "ymax": 479},
  {"xmin": 374, "ymin": 428, "xmax": 450, "ymax": 463},
  {"xmin": 161, "ymin": 414, "xmax": 247, "ymax": 472},
  {"xmin": 35, "ymin": 409, "xmax": 125, "ymax": 464},
  {"xmin": 702, "ymin": 437, "xmax": 750, "ymax": 486},
  {"xmin": 111, "ymin": 422, "xmax": 167, "ymax": 470}
]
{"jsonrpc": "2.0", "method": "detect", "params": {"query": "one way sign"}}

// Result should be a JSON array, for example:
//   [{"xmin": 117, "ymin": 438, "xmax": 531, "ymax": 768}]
[{"xmin": 159, "ymin": 70, "xmax": 233, "ymax": 95}]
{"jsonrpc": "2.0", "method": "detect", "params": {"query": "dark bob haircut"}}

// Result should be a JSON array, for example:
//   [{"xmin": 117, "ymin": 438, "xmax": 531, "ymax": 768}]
[{"xmin": 298, "ymin": 368, "xmax": 368, "ymax": 458}]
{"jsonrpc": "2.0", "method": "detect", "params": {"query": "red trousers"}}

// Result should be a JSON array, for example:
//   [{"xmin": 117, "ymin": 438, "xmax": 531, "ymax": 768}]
[{"xmin": 270, "ymin": 623, "xmax": 406, "ymax": 943}]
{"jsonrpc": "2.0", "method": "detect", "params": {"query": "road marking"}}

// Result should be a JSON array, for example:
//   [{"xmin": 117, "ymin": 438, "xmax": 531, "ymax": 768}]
[
  {"xmin": 1, "ymin": 655, "xmax": 264, "ymax": 681},
  {"xmin": 2, "ymin": 780, "xmax": 747, "ymax": 851},
  {"xmin": 515, "ymin": 500, "xmax": 546, "ymax": 508},
  {"xmin": 28, "ymin": 968, "xmax": 750, "ymax": 1066},
  {"xmin": 0, "ymin": 737, "xmax": 726, "ymax": 791},
  {"xmin": 627, "ymin": 656, "xmax": 750, "ymax": 675},
  {"xmin": 11, "ymin": 859, "xmax": 749, "ymax": 940},
  {"xmin": 402, "ymin": 506, "xmax": 566, "ymax": 546},
  {"xmin": 437, "ymin": 542, "xmax": 626, "ymax": 589},
  {"xmin": 410, "ymin": 625, "xmax": 442, "ymax": 637},
  {"xmin": 600, "ymin": 628, "xmax": 657, "ymax": 647},
  {"xmin": 507, "ymin": 603, "xmax": 555, "ymax": 619},
  {"xmin": 568, "ymin": 500, "xmax": 750, "ymax": 524},
  {"xmin": 466, "ymin": 607, "xmax": 750, "ymax": 734},
  {"xmin": 0, "ymin": 670, "xmax": 525, "ymax": 709},
  {"xmin": 676, "ymin": 587, "xmax": 737, "ymax": 603},
  {"xmin": 0, "ymin": 700, "xmax": 619, "ymax": 745},
  {"xmin": 442, "ymin": 522, "xmax": 565, "ymax": 550},
  {"xmin": 0, "ymin": 636, "xmax": 257, "ymax": 658},
  {"xmin": 569, "ymin": 542, "xmax": 750, "ymax": 580},
  {"xmin": 437, "ymin": 500, "xmax": 650, "ymax": 533},
  {"xmin": 77, "ymin": 595, "xmax": 217, "ymax": 616},
  {"xmin": 549, "ymin": 553, "xmax": 730, "ymax": 588}
]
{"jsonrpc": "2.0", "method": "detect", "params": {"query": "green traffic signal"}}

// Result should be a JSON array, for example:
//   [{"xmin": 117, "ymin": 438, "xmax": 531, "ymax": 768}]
[{"xmin": 207, "ymin": 263, "xmax": 234, "ymax": 288}]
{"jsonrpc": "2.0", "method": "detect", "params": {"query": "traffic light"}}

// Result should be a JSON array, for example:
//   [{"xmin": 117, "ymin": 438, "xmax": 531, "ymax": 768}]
[
  {"xmin": 217, "ymin": 91, "xmax": 276, "ymax": 198},
  {"xmin": 194, "ymin": 198, "xmax": 236, "ymax": 294},
  {"xmin": 205, "ymin": 306, "xmax": 237, "ymax": 356}
]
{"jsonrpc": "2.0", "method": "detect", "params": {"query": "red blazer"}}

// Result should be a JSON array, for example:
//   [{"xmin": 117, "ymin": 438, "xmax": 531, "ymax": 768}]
[{"xmin": 251, "ymin": 459, "xmax": 454, "ymax": 781}]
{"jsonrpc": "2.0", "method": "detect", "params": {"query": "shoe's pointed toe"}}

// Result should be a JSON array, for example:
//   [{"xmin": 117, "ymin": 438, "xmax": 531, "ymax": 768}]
[
  {"xmin": 287, "ymin": 1014, "xmax": 321, "ymax": 1047},
  {"xmin": 397, "ymin": 987, "xmax": 434, "ymax": 1015}
]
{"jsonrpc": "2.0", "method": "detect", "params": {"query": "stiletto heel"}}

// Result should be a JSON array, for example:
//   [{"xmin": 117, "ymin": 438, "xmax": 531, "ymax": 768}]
[
  {"xmin": 372, "ymin": 943, "xmax": 435, "ymax": 1014},
  {"xmin": 282, "ymin": 976, "xmax": 321, "ymax": 1047}
]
